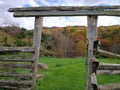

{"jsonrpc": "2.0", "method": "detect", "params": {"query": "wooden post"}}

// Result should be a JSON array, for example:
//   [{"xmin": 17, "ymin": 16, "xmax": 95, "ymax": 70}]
[
  {"xmin": 86, "ymin": 15, "xmax": 98, "ymax": 90},
  {"xmin": 32, "ymin": 17, "xmax": 43, "ymax": 89}
]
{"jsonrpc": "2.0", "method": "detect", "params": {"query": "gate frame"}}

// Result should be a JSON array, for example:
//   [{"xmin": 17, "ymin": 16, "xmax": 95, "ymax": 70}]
[{"xmin": 8, "ymin": 6, "xmax": 120, "ymax": 90}]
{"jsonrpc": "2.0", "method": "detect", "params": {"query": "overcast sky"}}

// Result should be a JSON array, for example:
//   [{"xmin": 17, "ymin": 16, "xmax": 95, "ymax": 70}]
[{"xmin": 0, "ymin": 0, "xmax": 120, "ymax": 29}]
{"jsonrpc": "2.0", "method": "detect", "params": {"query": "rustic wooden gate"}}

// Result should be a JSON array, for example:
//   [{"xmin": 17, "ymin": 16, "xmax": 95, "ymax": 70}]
[
  {"xmin": 0, "ymin": 16, "xmax": 43, "ymax": 90},
  {"xmin": 0, "ymin": 6, "xmax": 120, "ymax": 90}
]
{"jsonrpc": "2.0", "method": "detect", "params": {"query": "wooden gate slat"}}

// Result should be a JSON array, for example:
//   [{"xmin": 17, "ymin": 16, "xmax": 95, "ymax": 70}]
[
  {"xmin": 0, "ymin": 80, "xmax": 32, "ymax": 85},
  {"xmin": 0, "ymin": 47, "xmax": 34, "ymax": 53},
  {"xmin": 0, "ymin": 73, "xmax": 32, "ymax": 78},
  {"xmin": 2, "ymin": 64, "xmax": 33, "ymax": 69},
  {"xmin": 0, "ymin": 86, "xmax": 31, "ymax": 90},
  {"xmin": 0, "ymin": 58, "xmax": 34, "ymax": 62},
  {"xmin": 98, "ymin": 83, "xmax": 120, "ymax": 90},
  {"xmin": 97, "ymin": 70, "xmax": 120, "ymax": 75},
  {"xmin": 98, "ymin": 63, "xmax": 120, "ymax": 70}
]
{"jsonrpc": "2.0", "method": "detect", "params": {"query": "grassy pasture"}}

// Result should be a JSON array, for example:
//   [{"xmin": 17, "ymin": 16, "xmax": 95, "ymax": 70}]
[{"xmin": 35, "ymin": 57, "xmax": 120, "ymax": 90}]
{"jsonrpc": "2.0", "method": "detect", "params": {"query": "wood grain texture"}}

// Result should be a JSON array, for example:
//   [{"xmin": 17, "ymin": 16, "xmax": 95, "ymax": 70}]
[
  {"xmin": 0, "ymin": 80, "xmax": 32, "ymax": 90},
  {"xmin": 8, "ymin": 6, "xmax": 120, "ymax": 11},
  {"xmin": 86, "ymin": 16, "xmax": 98, "ymax": 90},
  {"xmin": 97, "ymin": 70, "xmax": 120, "ymax": 75},
  {"xmin": 8, "ymin": 6, "xmax": 120, "ymax": 17},
  {"xmin": 0, "ymin": 73, "xmax": 32, "ymax": 78},
  {"xmin": 98, "ymin": 83, "xmax": 120, "ymax": 90},
  {"xmin": 98, "ymin": 49, "xmax": 120, "ymax": 58},
  {"xmin": 0, "ymin": 47, "xmax": 34, "ymax": 53},
  {"xmin": 32, "ymin": 17, "xmax": 43, "ymax": 89},
  {"xmin": 12, "ymin": 10, "xmax": 120, "ymax": 17},
  {"xmin": 98, "ymin": 63, "xmax": 120, "ymax": 70},
  {"xmin": 0, "ymin": 80, "xmax": 32, "ymax": 85},
  {"xmin": 0, "ymin": 86, "xmax": 31, "ymax": 90},
  {"xmin": 2, "ymin": 63, "xmax": 33, "ymax": 69},
  {"xmin": 0, "ymin": 58, "xmax": 34, "ymax": 62}
]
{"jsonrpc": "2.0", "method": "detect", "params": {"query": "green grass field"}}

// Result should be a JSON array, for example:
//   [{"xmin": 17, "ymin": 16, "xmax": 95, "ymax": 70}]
[{"xmin": 35, "ymin": 57, "xmax": 120, "ymax": 90}]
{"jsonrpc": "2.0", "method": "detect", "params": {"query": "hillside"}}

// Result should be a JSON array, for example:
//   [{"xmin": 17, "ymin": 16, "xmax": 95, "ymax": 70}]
[
  {"xmin": 0, "ymin": 30, "xmax": 15, "ymax": 46},
  {"xmin": 0, "ymin": 25, "xmax": 120, "ymax": 57}
]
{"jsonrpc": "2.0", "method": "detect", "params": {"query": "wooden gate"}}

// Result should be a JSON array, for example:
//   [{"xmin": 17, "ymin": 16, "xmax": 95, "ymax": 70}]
[{"xmin": 0, "ymin": 6, "xmax": 120, "ymax": 90}]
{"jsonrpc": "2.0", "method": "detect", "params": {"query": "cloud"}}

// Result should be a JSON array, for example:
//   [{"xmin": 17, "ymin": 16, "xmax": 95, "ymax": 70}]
[
  {"xmin": 0, "ymin": 0, "xmax": 120, "ymax": 29},
  {"xmin": 98, "ymin": 3, "xmax": 110, "ymax": 6},
  {"xmin": 34, "ymin": 0, "xmax": 51, "ymax": 6},
  {"xmin": 0, "ymin": 0, "xmax": 35, "ymax": 29},
  {"xmin": 43, "ymin": 16, "xmax": 87, "ymax": 27},
  {"xmin": 23, "ymin": 4, "xmax": 32, "ymax": 7},
  {"xmin": 0, "ymin": 1, "xmax": 4, "ymax": 4},
  {"xmin": 82, "ymin": 0, "xmax": 120, "ymax": 6},
  {"xmin": 98, "ymin": 16, "xmax": 120, "ymax": 26}
]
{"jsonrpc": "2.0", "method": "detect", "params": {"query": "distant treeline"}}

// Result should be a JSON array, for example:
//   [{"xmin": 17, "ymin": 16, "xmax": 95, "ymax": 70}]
[{"xmin": 0, "ymin": 25, "xmax": 120, "ymax": 57}]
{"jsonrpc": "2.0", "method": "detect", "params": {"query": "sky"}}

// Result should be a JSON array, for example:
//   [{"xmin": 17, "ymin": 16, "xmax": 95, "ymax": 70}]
[{"xmin": 0, "ymin": 0, "xmax": 120, "ymax": 29}]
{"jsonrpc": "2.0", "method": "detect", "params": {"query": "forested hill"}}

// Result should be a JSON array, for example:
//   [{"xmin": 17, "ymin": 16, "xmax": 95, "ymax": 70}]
[{"xmin": 0, "ymin": 25, "xmax": 120, "ymax": 57}]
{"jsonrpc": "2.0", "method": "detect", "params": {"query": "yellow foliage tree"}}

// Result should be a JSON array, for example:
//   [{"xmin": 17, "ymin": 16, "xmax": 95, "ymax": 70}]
[{"xmin": 75, "ymin": 40, "xmax": 86, "ymax": 56}]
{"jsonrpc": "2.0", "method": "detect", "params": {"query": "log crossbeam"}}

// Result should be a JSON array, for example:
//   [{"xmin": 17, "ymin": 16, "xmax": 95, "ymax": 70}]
[
  {"xmin": 8, "ymin": 6, "xmax": 120, "ymax": 17},
  {"xmin": 98, "ymin": 83, "xmax": 120, "ymax": 90}
]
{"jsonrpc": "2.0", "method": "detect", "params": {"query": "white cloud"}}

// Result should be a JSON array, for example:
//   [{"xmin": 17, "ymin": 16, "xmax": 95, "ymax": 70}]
[
  {"xmin": 40, "ymin": 0, "xmax": 51, "ymax": 6},
  {"xmin": 43, "ymin": 17, "xmax": 87, "ymax": 27},
  {"xmin": 98, "ymin": 16, "xmax": 120, "ymax": 26},
  {"xmin": 0, "ymin": 1, "xmax": 4, "ymax": 4},
  {"xmin": 31, "ymin": 0, "xmax": 39, "ymax": 6},
  {"xmin": 82, "ymin": 0, "xmax": 120, "ymax": 6}
]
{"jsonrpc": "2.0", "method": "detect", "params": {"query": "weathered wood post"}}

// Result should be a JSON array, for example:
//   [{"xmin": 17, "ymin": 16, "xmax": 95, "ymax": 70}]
[
  {"xmin": 32, "ymin": 17, "xmax": 43, "ymax": 89},
  {"xmin": 86, "ymin": 15, "xmax": 98, "ymax": 90}
]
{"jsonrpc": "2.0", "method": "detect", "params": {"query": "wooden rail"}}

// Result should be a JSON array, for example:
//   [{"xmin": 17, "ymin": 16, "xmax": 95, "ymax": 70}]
[
  {"xmin": 0, "ymin": 80, "xmax": 32, "ymax": 85},
  {"xmin": 0, "ymin": 47, "xmax": 34, "ymax": 53},
  {"xmin": 98, "ymin": 83, "xmax": 120, "ymax": 90},
  {"xmin": 0, "ymin": 58, "xmax": 34, "ymax": 62},
  {"xmin": 98, "ymin": 49, "xmax": 120, "ymax": 58},
  {"xmin": 0, "ymin": 86, "xmax": 31, "ymax": 90},
  {"xmin": 8, "ymin": 6, "xmax": 120, "ymax": 17},
  {"xmin": 8, "ymin": 6, "xmax": 120, "ymax": 12},
  {"xmin": 0, "ymin": 80, "xmax": 32, "ymax": 90},
  {"xmin": 0, "ymin": 73, "xmax": 32, "ymax": 78},
  {"xmin": 97, "ymin": 70, "xmax": 120, "ymax": 75},
  {"xmin": 98, "ymin": 63, "xmax": 120, "ymax": 70},
  {"xmin": 2, "ymin": 64, "xmax": 33, "ymax": 69}
]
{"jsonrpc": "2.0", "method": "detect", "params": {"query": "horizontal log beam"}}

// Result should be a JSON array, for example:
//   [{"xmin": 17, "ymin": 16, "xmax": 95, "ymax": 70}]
[
  {"xmin": 98, "ymin": 83, "xmax": 120, "ymax": 90},
  {"xmin": 98, "ymin": 63, "xmax": 120, "ymax": 70},
  {"xmin": 12, "ymin": 10, "xmax": 120, "ymax": 17},
  {"xmin": 0, "ymin": 73, "xmax": 32, "ymax": 78},
  {"xmin": 0, "ymin": 80, "xmax": 32, "ymax": 90},
  {"xmin": 0, "ymin": 86, "xmax": 31, "ymax": 90},
  {"xmin": 2, "ymin": 64, "xmax": 33, "ymax": 69},
  {"xmin": 97, "ymin": 70, "xmax": 120, "ymax": 75},
  {"xmin": 98, "ymin": 49, "xmax": 120, "ymax": 58},
  {"xmin": 8, "ymin": 6, "xmax": 120, "ymax": 17},
  {"xmin": 8, "ymin": 6, "xmax": 120, "ymax": 12},
  {"xmin": 0, "ymin": 47, "xmax": 34, "ymax": 53},
  {"xmin": 0, "ymin": 58, "xmax": 34, "ymax": 62},
  {"xmin": 0, "ymin": 80, "xmax": 32, "ymax": 85}
]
